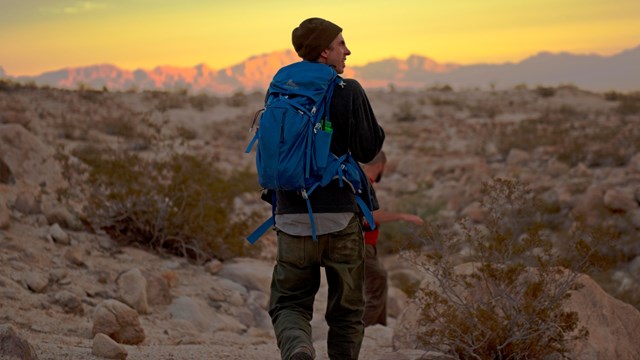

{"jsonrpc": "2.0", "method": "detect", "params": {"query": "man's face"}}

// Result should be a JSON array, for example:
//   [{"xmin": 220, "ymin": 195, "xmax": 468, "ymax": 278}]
[{"xmin": 323, "ymin": 33, "xmax": 351, "ymax": 74}]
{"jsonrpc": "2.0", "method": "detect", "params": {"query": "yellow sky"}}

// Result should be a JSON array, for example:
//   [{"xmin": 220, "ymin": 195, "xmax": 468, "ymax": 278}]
[{"xmin": 1, "ymin": 0, "xmax": 639, "ymax": 76}]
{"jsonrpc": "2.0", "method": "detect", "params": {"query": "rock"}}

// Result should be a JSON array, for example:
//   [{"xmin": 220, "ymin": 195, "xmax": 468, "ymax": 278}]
[
  {"xmin": 53, "ymin": 290, "xmax": 84, "ymax": 315},
  {"xmin": 0, "ymin": 323, "xmax": 39, "ymax": 360},
  {"xmin": 603, "ymin": 188, "xmax": 638, "ymax": 212},
  {"xmin": 164, "ymin": 319, "xmax": 205, "ymax": 345},
  {"xmin": 0, "ymin": 157, "xmax": 15, "ymax": 184},
  {"xmin": 92, "ymin": 299, "xmax": 145, "ymax": 345},
  {"xmin": 144, "ymin": 273, "xmax": 172, "ymax": 307},
  {"xmin": 49, "ymin": 223, "xmax": 70, "ymax": 245},
  {"xmin": 546, "ymin": 158, "xmax": 570, "ymax": 177},
  {"xmin": 116, "ymin": 268, "xmax": 149, "ymax": 314},
  {"xmin": 568, "ymin": 275, "xmax": 640, "ymax": 360},
  {"xmin": 13, "ymin": 191, "xmax": 41, "ymax": 215},
  {"xmin": 461, "ymin": 201, "xmax": 483, "ymax": 222},
  {"xmin": 246, "ymin": 295, "xmax": 272, "ymax": 329},
  {"xmin": 630, "ymin": 209, "xmax": 640, "ymax": 229},
  {"xmin": 43, "ymin": 206, "xmax": 80, "ymax": 231},
  {"xmin": 211, "ymin": 313, "xmax": 247, "ymax": 333},
  {"xmin": 92, "ymin": 333, "xmax": 128, "ymax": 359},
  {"xmin": 168, "ymin": 296, "xmax": 212, "ymax": 331},
  {"xmin": 217, "ymin": 257, "xmax": 274, "ymax": 293},
  {"xmin": 628, "ymin": 153, "xmax": 640, "ymax": 173},
  {"xmin": 572, "ymin": 185, "xmax": 606, "ymax": 226},
  {"xmin": 204, "ymin": 259, "xmax": 223, "ymax": 274},
  {"xmin": 24, "ymin": 271, "xmax": 48, "ymax": 293},
  {"xmin": 0, "ymin": 124, "xmax": 67, "ymax": 191},
  {"xmin": 387, "ymin": 286, "xmax": 409, "ymax": 320},
  {"xmin": 364, "ymin": 324, "xmax": 394, "ymax": 348},
  {"xmin": 49, "ymin": 269, "xmax": 69, "ymax": 283},
  {"xmin": 0, "ymin": 199, "xmax": 10, "ymax": 230},
  {"xmin": 506, "ymin": 148, "xmax": 530, "ymax": 167},
  {"xmin": 208, "ymin": 277, "xmax": 248, "ymax": 306},
  {"xmin": 64, "ymin": 246, "xmax": 86, "ymax": 266}
]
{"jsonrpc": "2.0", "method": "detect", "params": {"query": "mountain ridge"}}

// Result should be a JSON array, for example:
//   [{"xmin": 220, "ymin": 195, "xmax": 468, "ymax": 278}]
[{"xmin": 2, "ymin": 45, "xmax": 639, "ymax": 92}]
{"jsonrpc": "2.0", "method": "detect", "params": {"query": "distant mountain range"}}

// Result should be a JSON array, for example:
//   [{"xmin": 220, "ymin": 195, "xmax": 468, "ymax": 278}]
[{"xmin": 2, "ymin": 45, "xmax": 639, "ymax": 93}]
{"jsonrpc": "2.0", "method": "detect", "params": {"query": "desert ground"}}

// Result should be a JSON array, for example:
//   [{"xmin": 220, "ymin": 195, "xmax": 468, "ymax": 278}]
[{"xmin": 1, "ymin": 80, "xmax": 640, "ymax": 359}]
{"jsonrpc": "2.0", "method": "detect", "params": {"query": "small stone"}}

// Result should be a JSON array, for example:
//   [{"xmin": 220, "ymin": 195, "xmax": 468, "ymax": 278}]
[
  {"xmin": 204, "ymin": 259, "xmax": 223, "ymax": 274},
  {"xmin": 64, "ymin": 246, "xmax": 86, "ymax": 267},
  {"xmin": 24, "ymin": 271, "xmax": 49, "ymax": 293},
  {"xmin": 13, "ymin": 191, "xmax": 41, "ymax": 215},
  {"xmin": 49, "ymin": 223, "xmax": 70, "ymax": 245},
  {"xmin": 92, "ymin": 333, "xmax": 128, "ymax": 360}
]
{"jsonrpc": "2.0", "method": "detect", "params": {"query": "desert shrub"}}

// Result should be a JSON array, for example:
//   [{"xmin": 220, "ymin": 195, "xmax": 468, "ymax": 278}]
[
  {"xmin": 0, "ymin": 79, "xmax": 23, "ymax": 92},
  {"xmin": 145, "ymin": 90, "xmax": 189, "ymax": 112},
  {"xmin": 604, "ymin": 91, "xmax": 623, "ymax": 101},
  {"xmin": 227, "ymin": 90, "xmax": 248, "ymax": 107},
  {"xmin": 468, "ymin": 101, "xmax": 502, "ymax": 119},
  {"xmin": 429, "ymin": 96, "xmax": 463, "ymax": 108},
  {"xmin": 535, "ymin": 86, "xmax": 556, "ymax": 98},
  {"xmin": 616, "ymin": 95, "xmax": 640, "ymax": 116},
  {"xmin": 408, "ymin": 178, "xmax": 597, "ymax": 359},
  {"xmin": 429, "ymin": 84, "xmax": 453, "ymax": 92},
  {"xmin": 392, "ymin": 100, "xmax": 418, "ymax": 122},
  {"xmin": 75, "ymin": 147, "xmax": 256, "ymax": 262},
  {"xmin": 175, "ymin": 125, "xmax": 198, "ymax": 140},
  {"xmin": 97, "ymin": 116, "xmax": 139, "ymax": 138},
  {"xmin": 189, "ymin": 93, "xmax": 220, "ymax": 111}
]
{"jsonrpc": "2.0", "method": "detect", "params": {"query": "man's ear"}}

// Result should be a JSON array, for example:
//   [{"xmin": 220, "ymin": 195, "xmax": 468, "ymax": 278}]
[{"xmin": 319, "ymin": 48, "xmax": 330, "ymax": 60}]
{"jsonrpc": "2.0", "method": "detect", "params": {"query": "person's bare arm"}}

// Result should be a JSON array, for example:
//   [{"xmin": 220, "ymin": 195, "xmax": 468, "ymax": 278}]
[{"xmin": 373, "ymin": 210, "xmax": 424, "ymax": 226}]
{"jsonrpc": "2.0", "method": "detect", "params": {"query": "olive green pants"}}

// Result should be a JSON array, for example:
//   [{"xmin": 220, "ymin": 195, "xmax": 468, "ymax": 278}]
[
  {"xmin": 363, "ymin": 244, "xmax": 388, "ymax": 327},
  {"xmin": 268, "ymin": 216, "xmax": 365, "ymax": 360}
]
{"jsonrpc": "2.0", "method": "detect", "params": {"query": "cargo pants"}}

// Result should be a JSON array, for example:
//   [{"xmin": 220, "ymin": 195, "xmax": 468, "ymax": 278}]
[{"xmin": 268, "ymin": 216, "xmax": 365, "ymax": 360}]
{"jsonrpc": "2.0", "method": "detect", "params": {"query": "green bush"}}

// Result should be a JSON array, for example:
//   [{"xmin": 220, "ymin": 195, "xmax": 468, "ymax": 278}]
[
  {"xmin": 75, "ymin": 147, "xmax": 256, "ymax": 262},
  {"xmin": 409, "ymin": 178, "xmax": 596, "ymax": 359}
]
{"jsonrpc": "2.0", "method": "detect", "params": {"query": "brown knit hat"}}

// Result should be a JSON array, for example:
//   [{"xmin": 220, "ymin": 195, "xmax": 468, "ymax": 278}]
[{"xmin": 292, "ymin": 18, "xmax": 342, "ymax": 61}]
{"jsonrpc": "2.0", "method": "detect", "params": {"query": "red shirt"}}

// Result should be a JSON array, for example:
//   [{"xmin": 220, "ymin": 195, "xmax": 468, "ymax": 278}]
[
  {"xmin": 364, "ymin": 223, "xmax": 379, "ymax": 245},
  {"xmin": 364, "ymin": 175, "xmax": 379, "ymax": 245}
]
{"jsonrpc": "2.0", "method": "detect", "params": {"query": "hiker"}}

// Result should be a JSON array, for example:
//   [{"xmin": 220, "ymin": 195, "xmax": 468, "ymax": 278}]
[
  {"xmin": 267, "ymin": 18, "xmax": 385, "ymax": 360},
  {"xmin": 361, "ymin": 151, "xmax": 424, "ymax": 327}
]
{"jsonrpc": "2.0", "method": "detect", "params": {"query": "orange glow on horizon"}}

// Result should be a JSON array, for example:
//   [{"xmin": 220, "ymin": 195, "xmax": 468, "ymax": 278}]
[{"xmin": 0, "ymin": 0, "xmax": 639, "ymax": 76}]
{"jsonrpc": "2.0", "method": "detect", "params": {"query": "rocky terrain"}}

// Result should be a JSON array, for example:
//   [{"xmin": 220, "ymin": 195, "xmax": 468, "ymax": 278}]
[{"xmin": 1, "ymin": 80, "xmax": 640, "ymax": 359}]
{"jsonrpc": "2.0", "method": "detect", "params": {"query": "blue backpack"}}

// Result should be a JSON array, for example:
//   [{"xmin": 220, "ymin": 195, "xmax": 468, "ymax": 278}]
[{"xmin": 245, "ymin": 61, "xmax": 376, "ymax": 243}]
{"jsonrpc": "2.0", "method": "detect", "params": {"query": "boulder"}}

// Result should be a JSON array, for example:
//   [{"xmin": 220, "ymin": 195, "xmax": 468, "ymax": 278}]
[
  {"xmin": 217, "ymin": 257, "xmax": 274, "ymax": 293},
  {"xmin": 92, "ymin": 300, "xmax": 145, "ymax": 345},
  {"xmin": 568, "ymin": 275, "xmax": 640, "ymax": 360},
  {"xmin": 116, "ymin": 268, "xmax": 149, "ymax": 314},
  {"xmin": 0, "ymin": 124, "xmax": 67, "ymax": 191},
  {"xmin": 0, "ymin": 324, "xmax": 39, "ymax": 360}
]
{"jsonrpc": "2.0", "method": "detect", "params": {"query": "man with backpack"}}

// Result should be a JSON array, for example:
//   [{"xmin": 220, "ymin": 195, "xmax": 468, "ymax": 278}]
[{"xmin": 267, "ymin": 17, "xmax": 385, "ymax": 360}]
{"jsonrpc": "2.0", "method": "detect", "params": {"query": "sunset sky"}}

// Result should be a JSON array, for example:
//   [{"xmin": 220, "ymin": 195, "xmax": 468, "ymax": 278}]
[{"xmin": 1, "ymin": 0, "xmax": 639, "ymax": 76}]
